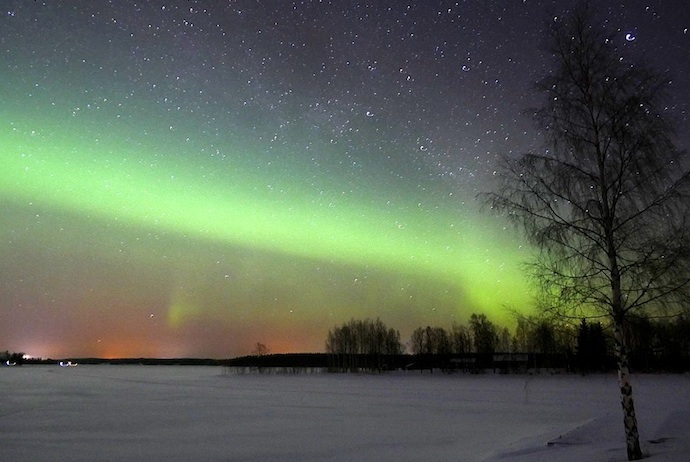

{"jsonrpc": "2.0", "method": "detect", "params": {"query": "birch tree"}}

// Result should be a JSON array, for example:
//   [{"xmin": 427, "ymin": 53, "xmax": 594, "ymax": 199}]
[{"xmin": 485, "ymin": 5, "xmax": 690, "ymax": 460}]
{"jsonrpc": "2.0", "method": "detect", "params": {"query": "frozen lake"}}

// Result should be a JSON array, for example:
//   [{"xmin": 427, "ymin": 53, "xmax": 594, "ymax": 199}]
[{"xmin": 1, "ymin": 366, "xmax": 689, "ymax": 461}]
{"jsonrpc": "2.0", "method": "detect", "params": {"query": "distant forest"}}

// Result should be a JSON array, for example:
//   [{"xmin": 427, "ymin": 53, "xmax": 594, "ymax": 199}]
[
  {"xmin": 320, "ymin": 314, "xmax": 690, "ymax": 373},
  {"xmin": 228, "ymin": 314, "xmax": 690, "ymax": 374},
  {"xmin": 4, "ymin": 313, "xmax": 689, "ymax": 373}
]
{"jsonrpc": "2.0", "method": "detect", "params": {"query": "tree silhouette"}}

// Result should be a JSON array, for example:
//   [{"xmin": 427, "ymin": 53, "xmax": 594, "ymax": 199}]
[
  {"xmin": 469, "ymin": 313, "xmax": 498, "ymax": 356},
  {"xmin": 577, "ymin": 319, "xmax": 608, "ymax": 372},
  {"xmin": 450, "ymin": 322, "xmax": 472, "ymax": 354},
  {"xmin": 251, "ymin": 342, "xmax": 269, "ymax": 356},
  {"xmin": 325, "ymin": 318, "xmax": 402, "ymax": 371},
  {"xmin": 485, "ymin": 5, "xmax": 690, "ymax": 460}
]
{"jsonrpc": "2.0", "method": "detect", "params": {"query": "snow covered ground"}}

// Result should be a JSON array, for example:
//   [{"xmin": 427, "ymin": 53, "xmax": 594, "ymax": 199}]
[{"xmin": 1, "ymin": 366, "xmax": 688, "ymax": 461}]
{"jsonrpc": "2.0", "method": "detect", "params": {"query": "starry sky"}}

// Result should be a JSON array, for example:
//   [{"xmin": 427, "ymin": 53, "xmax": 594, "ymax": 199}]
[{"xmin": 1, "ymin": 1, "xmax": 688, "ymax": 359}]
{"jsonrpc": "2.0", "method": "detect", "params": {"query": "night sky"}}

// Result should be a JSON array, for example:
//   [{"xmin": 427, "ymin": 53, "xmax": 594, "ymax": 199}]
[{"xmin": 1, "ymin": 1, "xmax": 688, "ymax": 359}]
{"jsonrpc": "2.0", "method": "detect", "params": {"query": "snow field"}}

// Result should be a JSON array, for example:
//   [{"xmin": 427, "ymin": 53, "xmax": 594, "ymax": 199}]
[{"xmin": 1, "ymin": 366, "xmax": 688, "ymax": 461}]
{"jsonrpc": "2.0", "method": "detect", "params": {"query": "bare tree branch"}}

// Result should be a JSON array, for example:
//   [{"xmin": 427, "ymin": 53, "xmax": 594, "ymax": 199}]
[{"xmin": 482, "ymin": 5, "xmax": 690, "ymax": 460}]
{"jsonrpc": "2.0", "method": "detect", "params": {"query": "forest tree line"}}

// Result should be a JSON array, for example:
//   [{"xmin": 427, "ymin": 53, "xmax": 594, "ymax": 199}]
[{"xmin": 325, "ymin": 314, "xmax": 690, "ymax": 373}]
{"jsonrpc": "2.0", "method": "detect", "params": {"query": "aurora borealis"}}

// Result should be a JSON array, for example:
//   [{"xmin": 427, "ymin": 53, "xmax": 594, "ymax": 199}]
[{"xmin": 1, "ymin": 1, "xmax": 688, "ymax": 358}]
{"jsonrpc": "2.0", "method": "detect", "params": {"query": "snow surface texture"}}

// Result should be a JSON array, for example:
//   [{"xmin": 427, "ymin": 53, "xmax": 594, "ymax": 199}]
[{"xmin": 1, "ymin": 366, "xmax": 689, "ymax": 461}]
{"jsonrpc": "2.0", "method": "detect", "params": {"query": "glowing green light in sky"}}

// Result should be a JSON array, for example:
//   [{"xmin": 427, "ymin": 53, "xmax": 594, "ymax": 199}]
[{"xmin": 1, "ymin": 114, "xmax": 532, "ymax": 339}]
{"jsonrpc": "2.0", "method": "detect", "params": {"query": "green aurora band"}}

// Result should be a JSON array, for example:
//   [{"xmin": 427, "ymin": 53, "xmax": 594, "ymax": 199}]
[{"xmin": 1, "ymin": 109, "xmax": 532, "ymax": 356}]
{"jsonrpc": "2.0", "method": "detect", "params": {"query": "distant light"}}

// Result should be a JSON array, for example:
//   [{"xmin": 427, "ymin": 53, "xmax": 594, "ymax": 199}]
[{"xmin": 625, "ymin": 32, "xmax": 636, "ymax": 42}]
